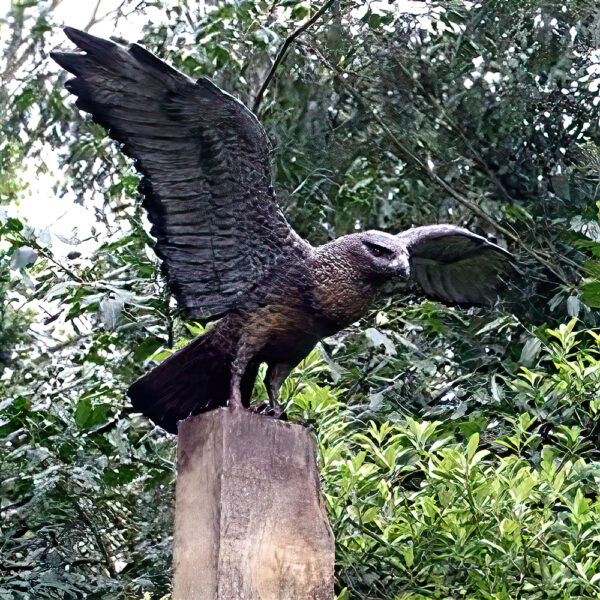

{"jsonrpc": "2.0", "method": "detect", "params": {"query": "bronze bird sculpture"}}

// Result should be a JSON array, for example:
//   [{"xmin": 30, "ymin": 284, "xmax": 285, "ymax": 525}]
[{"xmin": 51, "ymin": 28, "xmax": 511, "ymax": 433}]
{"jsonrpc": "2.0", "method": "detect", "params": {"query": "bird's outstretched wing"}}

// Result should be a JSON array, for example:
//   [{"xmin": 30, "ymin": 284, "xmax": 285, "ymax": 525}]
[
  {"xmin": 51, "ymin": 27, "xmax": 309, "ymax": 319},
  {"xmin": 397, "ymin": 225, "xmax": 512, "ymax": 304}
]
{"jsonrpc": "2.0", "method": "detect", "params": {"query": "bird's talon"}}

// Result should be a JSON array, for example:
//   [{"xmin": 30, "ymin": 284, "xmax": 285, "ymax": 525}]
[{"xmin": 255, "ymin": 403, "xmax": 288, "ymax": 420}]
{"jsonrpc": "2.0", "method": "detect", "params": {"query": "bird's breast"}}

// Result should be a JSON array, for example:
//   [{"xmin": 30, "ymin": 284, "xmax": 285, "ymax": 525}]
[
  {"xmin": 310, "ymin": 277, "xmax": 376, "ymax": 333},
  {"xmin": 306, "ymin": 248, "xmax": 379, "ymax": 331}
]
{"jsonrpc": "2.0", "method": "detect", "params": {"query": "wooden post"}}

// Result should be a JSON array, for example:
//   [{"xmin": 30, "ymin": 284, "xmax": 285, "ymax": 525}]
[{"xmin": 173, "ymin": 408, "xmax": 335, "ymax": 600}]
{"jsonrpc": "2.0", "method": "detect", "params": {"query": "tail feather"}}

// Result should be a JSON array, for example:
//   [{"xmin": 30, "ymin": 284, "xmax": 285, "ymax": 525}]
[{"xmin": 128, "ymin": 331, "xmax": 232, "ymax": 433}]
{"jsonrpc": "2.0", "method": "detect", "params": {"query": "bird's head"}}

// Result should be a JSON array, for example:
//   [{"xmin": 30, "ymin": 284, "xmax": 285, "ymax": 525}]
[
  {"xmin": 320, "ymin": 225, "xmax": 512, "ymax": 305},
  {"xmin": 338, "ymin": 231, "xmax": 411, "ymax": 281}
]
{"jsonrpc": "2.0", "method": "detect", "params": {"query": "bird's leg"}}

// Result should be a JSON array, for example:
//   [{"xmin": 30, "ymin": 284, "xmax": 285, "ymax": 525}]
[
  {"xmin": 265, "ymin": 364, "xmax": 279, "ymax": 408},
  {"xmin": 229, "ymin": 356, "xmax": 249, "ymax": 411},
  {"xmin": 264, "ymin": 363, "xmax": 293, "ymax": 417},
  {"xmin": 229, "ymin": 374, "xmax": 244, "ymax": 410}
]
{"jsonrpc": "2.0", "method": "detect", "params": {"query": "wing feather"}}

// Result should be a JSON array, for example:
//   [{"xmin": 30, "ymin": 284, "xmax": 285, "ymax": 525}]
[
  {"xmin": 52, "ymin": 27, "xmax": 309, "ymax": 319},
  {"xmin": 397, "ymin": 225, "xmax": 512, "ymax": 305}
]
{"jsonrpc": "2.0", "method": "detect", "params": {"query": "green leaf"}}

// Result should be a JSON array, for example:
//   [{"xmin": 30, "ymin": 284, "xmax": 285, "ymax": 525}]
[
  {"xmin": 361, "ymin": 506, "xmax": 379, "ymax": 524},
  {"xmin": 74, "ymin": 398, "xmax": 110, "ymax": 430},
  {"xmin": 581, "ymin": 278, "xmax": 600, "ymax": 307},
  {"xmin": 466, "ymin": 433, "xmax": 479, "ymax": 461},
  {"xmin": 134, "ymin": 337, "xmax": 164, "ymax": 362},
  {"xmin": 74, "ymin": 397, "xmax": 92, "ymax": 429}
]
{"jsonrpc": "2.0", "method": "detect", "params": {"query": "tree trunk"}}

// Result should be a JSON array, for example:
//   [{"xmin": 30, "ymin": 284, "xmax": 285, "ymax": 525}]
[{"xmin": 173, "ymin": 408, "xmax": 335, "ymax": 600}]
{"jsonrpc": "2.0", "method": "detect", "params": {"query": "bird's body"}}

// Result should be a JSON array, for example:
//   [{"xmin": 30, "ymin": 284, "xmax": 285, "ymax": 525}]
[
  {"xmin": 131, "ymin": 237, "xmax": 392, "ymax": 431},
  {"xmin": 52, "ymin": 28, "xmax": 512, "ymax": 433}
]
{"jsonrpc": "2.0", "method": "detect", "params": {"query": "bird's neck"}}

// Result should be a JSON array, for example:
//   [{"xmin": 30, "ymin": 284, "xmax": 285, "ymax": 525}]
[{"xmin": 309, "ymin": 244, "xmax": 379, "ymax": 330}]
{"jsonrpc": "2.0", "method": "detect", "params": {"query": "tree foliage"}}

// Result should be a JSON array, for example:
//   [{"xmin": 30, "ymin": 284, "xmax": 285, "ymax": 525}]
[{"xmin": 1, "ymin": 1, "xmax": 600, "ymax": 599}]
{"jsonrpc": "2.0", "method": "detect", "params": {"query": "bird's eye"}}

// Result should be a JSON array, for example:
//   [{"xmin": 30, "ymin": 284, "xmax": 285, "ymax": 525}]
[{"xmin": 362, "ymin": 240, "xmax": 395, "ymax": 259}]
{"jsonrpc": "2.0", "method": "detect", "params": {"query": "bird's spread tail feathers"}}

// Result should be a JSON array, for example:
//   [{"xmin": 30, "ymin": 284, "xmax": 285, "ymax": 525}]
[{"xmin": 128, "ymin": 330, "xmax": 231, "ymax": 434}]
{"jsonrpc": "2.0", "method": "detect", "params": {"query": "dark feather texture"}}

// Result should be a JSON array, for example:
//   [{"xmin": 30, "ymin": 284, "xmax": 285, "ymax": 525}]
[
  {"xmin": 396, "ymin": 225, "xmax": 511, "ymax": 304},
  {"xmin": 52, "ymin": 29, "xmax": 513, "ymax": 432},
  {"xmin": 52, "ymin": 27, "xmax": 308, "ymax": 320}
]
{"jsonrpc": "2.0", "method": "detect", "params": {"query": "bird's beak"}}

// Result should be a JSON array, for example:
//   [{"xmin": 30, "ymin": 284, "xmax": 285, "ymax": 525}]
[{"xmin": 390, "ymin": 253, "xmax": 410, "ymax": 280}]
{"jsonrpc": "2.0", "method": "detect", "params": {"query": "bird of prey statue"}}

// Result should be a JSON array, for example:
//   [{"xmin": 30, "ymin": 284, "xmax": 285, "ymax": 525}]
[{"xmin": 51, "ymin": 28, "xmax": 511, "ymax": 434}]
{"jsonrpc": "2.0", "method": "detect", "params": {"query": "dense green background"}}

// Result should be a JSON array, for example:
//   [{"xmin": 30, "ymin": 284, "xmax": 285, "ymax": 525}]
[{"xmin": 2, "ymin": 1, "xmax": 600, "ymax": 598}]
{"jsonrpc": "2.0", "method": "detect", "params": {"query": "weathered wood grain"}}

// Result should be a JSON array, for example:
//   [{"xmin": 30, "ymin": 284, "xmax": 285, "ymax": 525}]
[{"xmin": 173, "ymin": 408, "xmax": 335, "ymax": 600}]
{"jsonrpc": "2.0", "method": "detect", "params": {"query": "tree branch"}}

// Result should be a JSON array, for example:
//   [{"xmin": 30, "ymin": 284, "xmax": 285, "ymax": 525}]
[
  {"xmin": 83, "ymin": 0, "xmax": 103, "ymax": 31},
  {"xmin": 70, "ymin": 499, "xmax": 117, "ymax": 578},
  {"xmin": 15, "ymin": 233, "xmax": 85, "ymax": 284},
  {"xmin": 253, "ymin": 0, "xmax": 335, "ymax": 113}
]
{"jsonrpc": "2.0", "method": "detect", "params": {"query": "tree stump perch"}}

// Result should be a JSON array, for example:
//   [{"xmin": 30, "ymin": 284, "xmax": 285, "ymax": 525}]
[{"xmin": 173, "ymin": 408, "xmax": 335, "ymax": 600}]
